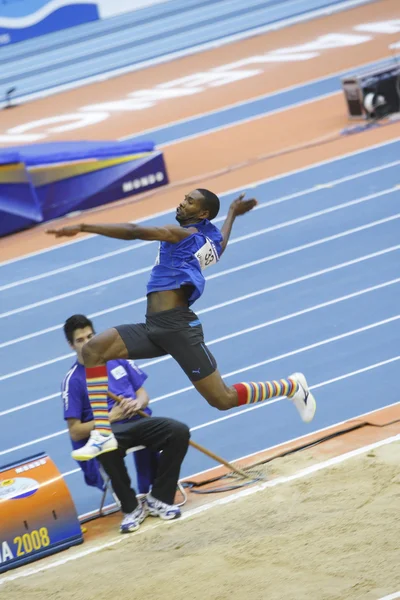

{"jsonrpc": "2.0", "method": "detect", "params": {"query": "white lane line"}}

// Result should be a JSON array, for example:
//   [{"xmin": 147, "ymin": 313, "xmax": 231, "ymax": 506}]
[
  {"xmin": 3, "ymin": 236, "xmax": 400, "ymax": 378},
  {"xmin": 0, "ymin": 392, "xmax": 60, "ymax": 418},
  {"xmin": 0, "ymin": 334, "xmax": 398, "ymax": 457},
  {"xmin": 3, "ymin": 172, "xmax": 398, "ymax": 313},
  {"xmin": 0, "ymin": 182, "xmax": 397, "ymax": 335},
  {"xmin": 148, "ymin": 315, "xmax": 400, "ymax": 404},
  {"xmin": 1, "ymin": 144, "xmax": 399, "ymax": 278},
  {"xmin": 1, "ymin": 209, "xmax": 397, "ymax": 353},
  {"xmin": 1, "ymin": 210, "xmax": 398, "ymax": 352},
  {"xmin": 1, "ymin": 271, "xmax": 399, "ymax": 382}
]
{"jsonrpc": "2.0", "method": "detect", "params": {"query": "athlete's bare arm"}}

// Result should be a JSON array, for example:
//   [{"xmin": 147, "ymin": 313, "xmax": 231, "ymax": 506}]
[
  {"xmin": 220, "ymin": 193, "xmax": 257, "ymax": 255},
  {"xmin": 47, "ymin": 192, "xmax": 256, "ymax": 246},
  {"xmin": 47, "ymin": 222, "xmax": 197, "ymax": 243}
]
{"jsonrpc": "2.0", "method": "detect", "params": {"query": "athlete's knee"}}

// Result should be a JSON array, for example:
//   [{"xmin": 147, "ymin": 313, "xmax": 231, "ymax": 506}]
[
  {"xmin": 207, "ymin": 398, "xmax": 230, "ymax": 411},
  {"xmin": 194, "ymin": 372, "xmax": 237, "ymax": 411},
  {"xmin": 195, "ymin": 378, "xmax": 237, "ymax": 411},
  {"xmin": 82, "ymin": 327, "xmax": 125, "ymax": 367},
  {"xmin": 82, "ymin": 334, "xmax": 108, "ymax": 367},
  {"xmin": 205, "ymin": 390, "xmax": 236, "ymax": 411}
]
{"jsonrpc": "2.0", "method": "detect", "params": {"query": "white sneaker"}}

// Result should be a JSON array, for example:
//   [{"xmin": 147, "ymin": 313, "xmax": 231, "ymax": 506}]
[
  {"xmin": 146, "ymin": 493, "xmax": 181, "ymax": 520},
  {"xmin": 71, "ymin": 430, "xmax": 118, "ymax": 461},
  {"xmin": 289, "ymin": 372, "xmax": 316, "ymax": 423},
  {"xmin": 120, "ymin": 503, "xmax": 148, "ymax": 534}
]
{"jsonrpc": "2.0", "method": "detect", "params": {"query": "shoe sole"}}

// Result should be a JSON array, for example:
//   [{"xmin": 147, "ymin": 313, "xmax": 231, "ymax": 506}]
[
  {"xmin": 148, "ymin": 509, "xmax": 181, "ymax": 520},
  {"xmin": 290, "ymin": 372, "xmax": 316, "ymax": 423},
  {"xmin": 120, "ymin": 511, "xmax": 147, "ymax": 534},
  {"xmin": 72, "ymin": 445, "xmax": 118, "ymax": 461},
  {"xmin": 120, "ymin": 524, "xmax": 140, "ymax": 534}
]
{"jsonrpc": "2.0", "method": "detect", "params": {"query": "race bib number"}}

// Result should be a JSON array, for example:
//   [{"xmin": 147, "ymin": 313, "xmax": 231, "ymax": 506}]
[{"xmin": 194, "ymin": 238, "xmax": 219, "ymax": 271}]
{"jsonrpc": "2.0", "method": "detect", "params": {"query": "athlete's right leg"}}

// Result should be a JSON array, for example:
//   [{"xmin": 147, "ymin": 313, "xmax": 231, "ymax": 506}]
[
  {"xmin": 170, "ymin": 341, "xmax": 316, "ymax": 421},
  {"xmin": 192, "ymin": 368, "xmax": 316, "ymax": 422},
  {"xmin": 148, "ymin": 308, "xmax": 316, "ymax": 423},
  {"xmin": 73, "ymin": 324, "xmax": 165, "ymax": 461}
]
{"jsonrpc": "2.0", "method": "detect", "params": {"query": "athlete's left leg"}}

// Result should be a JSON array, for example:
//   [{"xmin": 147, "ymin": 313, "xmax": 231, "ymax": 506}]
[{"xmin": 73, "ymin": 324, "xmax": 166, "ymax": 461}]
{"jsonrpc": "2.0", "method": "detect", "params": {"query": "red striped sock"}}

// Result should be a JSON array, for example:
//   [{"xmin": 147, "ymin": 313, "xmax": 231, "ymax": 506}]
[
  {"xmin": 86, "ymin": 365, "xmax": 112, "ymax": 435},
  {"xmin": 233, "ymin": 378, "xmax": 298, "ymax": 406}
]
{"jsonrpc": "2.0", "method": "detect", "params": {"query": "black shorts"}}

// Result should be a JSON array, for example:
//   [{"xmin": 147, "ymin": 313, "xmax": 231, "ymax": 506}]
[{"xmin": 115, "ymin": 307, "xmax": 217, "ymax": 382}]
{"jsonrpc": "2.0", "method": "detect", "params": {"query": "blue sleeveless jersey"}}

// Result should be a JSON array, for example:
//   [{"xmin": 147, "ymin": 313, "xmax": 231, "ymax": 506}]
[{"xmin": 147, "ymin": 219, "xmax": 223, "ymax": 306}]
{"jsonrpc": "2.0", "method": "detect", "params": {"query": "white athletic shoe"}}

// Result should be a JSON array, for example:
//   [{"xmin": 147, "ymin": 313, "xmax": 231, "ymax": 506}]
[
  {"xmin": 120, "ymin": 502, "xmax": 148, "ymax": 534},
  {"xmin": 146, "ymin": 493, "xmax": 181, "ymax": 520},
  {"xmin": 71, "ymin": 430, "xmax": 118, "ymax": 461},
  {"xmin": 289, "ymin": 372, "xmax": 316, "ymax": 423}
]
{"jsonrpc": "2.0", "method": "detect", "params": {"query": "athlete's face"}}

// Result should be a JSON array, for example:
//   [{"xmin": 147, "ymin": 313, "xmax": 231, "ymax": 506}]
[
  {"xmin": 70, "ymin": 326, "xmax": 95, "ymax": 364},
  {"xmin": 176, "ymin": 190, "xmax": 208, "ymax": 224}
]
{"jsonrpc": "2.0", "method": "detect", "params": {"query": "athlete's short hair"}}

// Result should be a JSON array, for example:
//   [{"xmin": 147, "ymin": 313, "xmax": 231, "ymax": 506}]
[
  {"xmin": 64, "ymin": 314, "xmax": 94, "ymax": 344},
  {"xmin": 197, "ymin": 188, "xmax": 220, "ymax": 220}
]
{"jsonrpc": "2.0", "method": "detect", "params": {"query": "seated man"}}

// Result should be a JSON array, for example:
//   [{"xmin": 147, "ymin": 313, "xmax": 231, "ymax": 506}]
[{"xmin": 62, "ymin": 314, "xmax": 190, "ymax": 533}]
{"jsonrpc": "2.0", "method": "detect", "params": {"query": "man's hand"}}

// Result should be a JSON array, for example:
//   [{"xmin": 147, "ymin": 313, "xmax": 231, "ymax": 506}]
[
  {"xmin": 120, "ymin": 397, "xmax": 142, "ymax": 418},
  {"xmin": 47, "ymin": 225, "xmax": 82, "ymax": 238},
  {"xmin": 229, "ymin": 192, "xmax": 258, "ymax": 217},
  {"xmin": 109, "ymin": 401, "xmax": 127, "ymax": 423},
  {"xmin": 109, "ymin": 396, "xmax": 145, "ymax": 422},
  {"xmin": 220, "ymin": 192, "xmax": 258, "ymax": 255}
]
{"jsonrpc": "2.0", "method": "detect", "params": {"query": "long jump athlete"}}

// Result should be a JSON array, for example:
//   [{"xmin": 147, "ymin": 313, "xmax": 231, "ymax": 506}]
[{"xmin": 48, "ymin": 189, "xmax": 316, "ymax": 460}]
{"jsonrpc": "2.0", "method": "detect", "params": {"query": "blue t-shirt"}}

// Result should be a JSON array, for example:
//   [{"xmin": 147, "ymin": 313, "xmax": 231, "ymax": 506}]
[{"xmin": 147, "ymin": 219, "xmax": 223, "ymax": 306}]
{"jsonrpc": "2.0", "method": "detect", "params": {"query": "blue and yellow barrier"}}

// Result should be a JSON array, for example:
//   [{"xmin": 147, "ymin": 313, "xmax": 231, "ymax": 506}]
[{"xmin": 0, "ymin": 140, "xmax": 169, "ymax": 237}]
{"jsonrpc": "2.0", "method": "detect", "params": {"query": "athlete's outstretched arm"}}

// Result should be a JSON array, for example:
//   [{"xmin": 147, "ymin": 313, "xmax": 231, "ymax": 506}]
[
  {"xmin": 47, "ymin": 222, "xmax": 196, "ymax": 243},
  {"xmin": 220, "ymin": 193, "xmax": 257, "ymax": 255}
]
